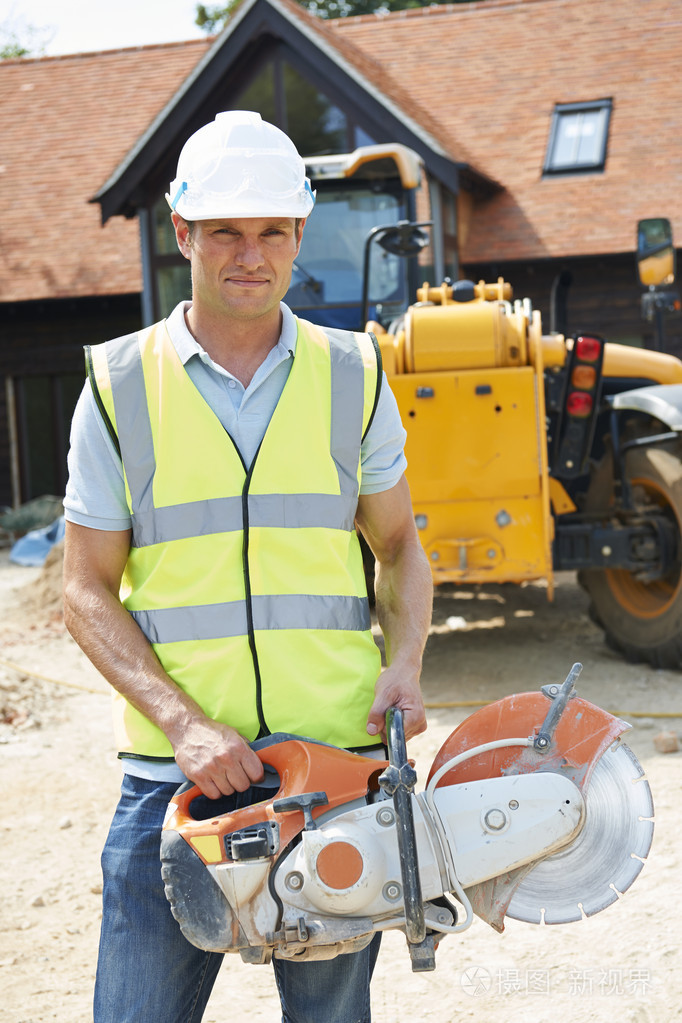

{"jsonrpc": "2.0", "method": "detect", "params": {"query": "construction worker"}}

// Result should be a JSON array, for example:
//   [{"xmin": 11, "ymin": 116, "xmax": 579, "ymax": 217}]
[{"xmin": 62, "ymin": 110, "xmax": 433, "ymax": 1023}]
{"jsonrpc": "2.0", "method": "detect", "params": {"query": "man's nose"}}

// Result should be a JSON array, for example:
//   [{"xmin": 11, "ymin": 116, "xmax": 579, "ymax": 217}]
[{"xmin": 235, "ymin": 237, "xmax": 265, "ymax": 269}]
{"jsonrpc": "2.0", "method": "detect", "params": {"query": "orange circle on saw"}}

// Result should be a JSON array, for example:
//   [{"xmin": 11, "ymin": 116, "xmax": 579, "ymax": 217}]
[{"xmin": 316, "ymin": 842, "xmax": 364, "ymax": 889}]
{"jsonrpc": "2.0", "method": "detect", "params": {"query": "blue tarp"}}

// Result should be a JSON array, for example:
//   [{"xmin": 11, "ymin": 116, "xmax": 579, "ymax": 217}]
[{"xmin": 9, "ymin": 515, "xmax": 65, "ymax": 567}]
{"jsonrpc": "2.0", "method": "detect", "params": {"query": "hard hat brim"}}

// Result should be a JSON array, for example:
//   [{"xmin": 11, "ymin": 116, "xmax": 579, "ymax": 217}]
[{"xmin": 166, "ymin": 191, "xmax": 315, "ymax": 221}]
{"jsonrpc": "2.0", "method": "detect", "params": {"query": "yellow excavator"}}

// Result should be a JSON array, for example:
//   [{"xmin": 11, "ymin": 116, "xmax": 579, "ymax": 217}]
[{"xmin": 289, "ymin": 146, "xmax": 682, "ymax": 668}]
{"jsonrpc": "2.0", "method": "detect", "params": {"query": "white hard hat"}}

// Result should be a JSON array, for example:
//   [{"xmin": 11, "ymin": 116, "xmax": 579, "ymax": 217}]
[{"xmin": 166, "ymin": 111, "xmax": 315, "ymax": 220}]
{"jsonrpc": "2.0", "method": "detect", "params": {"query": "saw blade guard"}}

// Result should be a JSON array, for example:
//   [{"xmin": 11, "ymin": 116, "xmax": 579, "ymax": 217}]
[{"xmin": 427, "ymin": 673, "xmax": 654, "ymax": 929}]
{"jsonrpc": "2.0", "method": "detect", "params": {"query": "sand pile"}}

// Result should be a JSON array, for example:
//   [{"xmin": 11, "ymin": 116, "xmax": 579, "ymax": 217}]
[{"xmin": 11, "ymin": 541, "xmax": 64, "ymax": 624}]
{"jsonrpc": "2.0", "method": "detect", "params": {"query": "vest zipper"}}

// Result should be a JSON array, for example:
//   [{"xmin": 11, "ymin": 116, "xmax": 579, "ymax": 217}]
[{"xmin": 240, "ymin": 440, "xmax": 270, "ymax": 739}]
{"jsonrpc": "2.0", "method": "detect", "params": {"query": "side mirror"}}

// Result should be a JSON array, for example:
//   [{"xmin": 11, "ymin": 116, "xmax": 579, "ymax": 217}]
[
  {"xmin": 376, "ymin": 222, "xmax": 431, "ymax": 258},
  {"xmin": 361, "ymin": 220, "xmax": 432, "ymax": 328},
  {"xmin": 637, "ymin": 217, "xmax": 676, "ymax": 287}
]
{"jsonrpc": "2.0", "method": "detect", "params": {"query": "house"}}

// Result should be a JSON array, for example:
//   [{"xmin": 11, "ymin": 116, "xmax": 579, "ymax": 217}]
[{"xmin": 2, "ymin": 0, "xmax": 681, "ymax": 507}]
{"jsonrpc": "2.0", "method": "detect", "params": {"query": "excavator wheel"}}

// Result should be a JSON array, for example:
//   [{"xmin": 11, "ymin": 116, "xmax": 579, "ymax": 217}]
[{"xmin": 580, "ymin": 442, "xmax": 682, "ymax": 669}]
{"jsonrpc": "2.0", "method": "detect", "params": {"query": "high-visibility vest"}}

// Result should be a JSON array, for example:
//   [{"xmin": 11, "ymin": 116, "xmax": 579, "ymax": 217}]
[{"xmin": 85, "ymin": 317, "xmax": 383, "ymax": 758}]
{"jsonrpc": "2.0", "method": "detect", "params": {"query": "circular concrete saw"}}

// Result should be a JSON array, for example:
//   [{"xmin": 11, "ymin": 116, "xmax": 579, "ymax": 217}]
[{"xmin": 161, "ymin": 663, "xmax": 654, "ymax": 971}]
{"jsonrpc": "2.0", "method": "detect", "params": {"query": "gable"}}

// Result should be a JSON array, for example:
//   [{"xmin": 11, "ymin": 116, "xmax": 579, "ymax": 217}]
[{"xmin": 94, "ymin": 0, "xmax": 466, "ymax": 224}]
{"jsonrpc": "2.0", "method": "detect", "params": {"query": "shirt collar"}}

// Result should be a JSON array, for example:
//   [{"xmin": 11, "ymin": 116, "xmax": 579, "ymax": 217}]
[{"xmin": 165, "ymin": 301, "xmax": 298, "ymax": 371}]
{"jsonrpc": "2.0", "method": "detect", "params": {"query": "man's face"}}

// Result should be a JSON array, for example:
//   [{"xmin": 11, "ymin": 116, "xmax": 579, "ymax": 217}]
[{"xmin": 172, "ymin": 215, "xmax": 304, "ymax": 324}]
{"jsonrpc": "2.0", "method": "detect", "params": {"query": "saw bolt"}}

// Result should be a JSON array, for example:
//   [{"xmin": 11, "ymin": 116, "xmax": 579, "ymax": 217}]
[
  {"xmin": 483, "ymin": 808, "xmax": 508, "ymax": 832},
  {"xmin": 383, "ymin": 881, "xmax": 402, "ymax": 902},
  {"xmin": 284, "ymin": 871, "xmax": 304, "ymax": 892}
]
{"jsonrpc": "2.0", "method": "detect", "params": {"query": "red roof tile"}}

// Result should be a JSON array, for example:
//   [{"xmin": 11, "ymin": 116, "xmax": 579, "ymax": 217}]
[{"xmin": 1, "ymin": 41, "xmax": 210, "ymax": 303}]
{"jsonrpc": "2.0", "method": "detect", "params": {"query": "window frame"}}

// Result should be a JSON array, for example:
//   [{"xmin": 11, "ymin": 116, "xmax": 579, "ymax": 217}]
[{"xmin": 543, "ymin": 99, "xmax": 613, "ymax": 175}]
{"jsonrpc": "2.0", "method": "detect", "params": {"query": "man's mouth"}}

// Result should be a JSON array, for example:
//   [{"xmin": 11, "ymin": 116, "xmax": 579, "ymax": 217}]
[{"xmin": 228, "ymin": 275, "xmax": 268, "ymax": 288}]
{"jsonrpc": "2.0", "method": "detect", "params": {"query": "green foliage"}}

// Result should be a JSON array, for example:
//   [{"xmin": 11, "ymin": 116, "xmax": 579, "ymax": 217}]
[
  {"xmin": 195, "ymin": 3, "xmax": 241, "ymax": 32},
  {"xmin": 0, "ymin": 20, "xmax": 51, "ymax": 59},
  {"xmin": 195, "ymin": 0, "xmax": 473, "ymax": 29},
  {"xmin": 0, "ymin": 29, "xmax": 31, "ymax": 59},
  {"xmin": 0, "ymin": 39, "xmax": 30, "ymax": 59}
]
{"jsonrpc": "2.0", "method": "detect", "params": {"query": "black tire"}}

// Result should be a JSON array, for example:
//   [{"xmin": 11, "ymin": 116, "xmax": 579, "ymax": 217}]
[{"xmin": 580, "ymin": 442, "xmax": 682, "ymax": 668}]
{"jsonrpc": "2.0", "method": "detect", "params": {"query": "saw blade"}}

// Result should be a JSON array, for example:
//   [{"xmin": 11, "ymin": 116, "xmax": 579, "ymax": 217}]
[{"xmin": 506, "ymin": 741, "xmax": 654, "ymax": 924}]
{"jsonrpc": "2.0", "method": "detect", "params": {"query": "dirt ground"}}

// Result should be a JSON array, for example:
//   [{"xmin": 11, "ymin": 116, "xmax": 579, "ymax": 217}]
[{"xmin": 1, "ymin": 545, "xmax": 681, "ymax": 1023}]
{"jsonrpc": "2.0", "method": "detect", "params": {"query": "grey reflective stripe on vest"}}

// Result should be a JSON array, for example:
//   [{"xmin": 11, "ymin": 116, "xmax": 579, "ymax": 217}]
[
  {"xmin": 132, "ymin": 492, "xmax": 358, "ymax": 547},
  {"xmin": 325, "ymin": 327, "xmax": 366, "ymax": 499},
  {"xmin": 106, "ymin": 334, "xmax": 156, "ymax": 522},
  {"xmin": 131, "ymin": 593, "xmax": 370, "ymax": 644},
  {"xmin": 106, "ymin": 328, "xmax": 369, "ymax": 548}
]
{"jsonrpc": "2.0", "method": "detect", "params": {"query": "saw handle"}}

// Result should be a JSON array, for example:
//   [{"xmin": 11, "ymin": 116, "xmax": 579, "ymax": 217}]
[{"xmin": 380, "ymin": 709, "xmax": 435, "ymax": 971}]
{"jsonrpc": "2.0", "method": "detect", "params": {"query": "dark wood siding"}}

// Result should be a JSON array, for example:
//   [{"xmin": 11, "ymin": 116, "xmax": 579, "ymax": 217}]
[{"xmin": 1, "ymin": 294, "xmax": 142, "ymax": 508}]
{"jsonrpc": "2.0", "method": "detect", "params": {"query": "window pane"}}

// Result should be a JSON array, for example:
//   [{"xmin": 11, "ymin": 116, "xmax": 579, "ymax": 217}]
[
  {"xmin": 22, "ymin": 377, "xmax": 55, "ymax": 496},
  {"xmin": 548, "ymin": 104, "xmax": 609, "ymax": 171},
  {"xmin": 575, "ymin": 108, "xmax": 605, "ymax": 165},
  {"xmin": 157, "ymin": 264, "xmax": 192, "ymax": 318},
  {"xmin": 286, "ymin": 186, "xmax": 407, "ymax": 327},
  {"xmin": 552, "ymin": 113, "xmax": 582, "ymax": 168},
  {"xmin": 153, "ymin": 197, "xmax": 178, "ymax": 255},
  {"xmin": 354, "ymin": 124, "xmax": 377, "ymax": 148},
  {"xmin": 283, "ymin": 62, "xmax": 349, "ymax": 155},
  {"xmin": 233, "ymin": 61, "xmax": 276, "ymax": 123},
  {"xmin": 18, "ymin": 373, "xmax": 83, "ymax": 499}
]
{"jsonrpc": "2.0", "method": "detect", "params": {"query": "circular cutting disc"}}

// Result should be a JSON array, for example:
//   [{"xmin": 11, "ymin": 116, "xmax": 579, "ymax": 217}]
[{"xmin": 506, "ymin": 741, "xmax": 654, "ymax": 924}]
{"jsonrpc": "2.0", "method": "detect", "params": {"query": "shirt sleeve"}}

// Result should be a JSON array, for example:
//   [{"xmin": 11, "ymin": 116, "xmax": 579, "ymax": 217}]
[
  {"xmin": 63, "ymin": 380, "xmax": 132, "ymax": 531},
  {"xmin": 359, "ymin": 373, "xmax": 408, "ymax": 495}
]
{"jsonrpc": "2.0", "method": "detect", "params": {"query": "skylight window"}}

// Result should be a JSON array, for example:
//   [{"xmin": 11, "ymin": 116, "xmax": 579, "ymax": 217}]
[{"xmin": 544, "ymin": 100, "xmax": 612, "ymax": 174}]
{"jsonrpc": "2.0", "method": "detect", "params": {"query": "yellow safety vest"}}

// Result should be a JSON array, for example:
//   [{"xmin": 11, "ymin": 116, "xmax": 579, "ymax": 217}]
[{"xmin": 86, "ymin": 317, "xmax": 383, "ymax": 758}]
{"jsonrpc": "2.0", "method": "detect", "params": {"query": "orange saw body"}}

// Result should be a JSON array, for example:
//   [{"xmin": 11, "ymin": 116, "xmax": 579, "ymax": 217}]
[{"xmin": 161, "ymin": 664, "xmax": 654, "ymax": 971}]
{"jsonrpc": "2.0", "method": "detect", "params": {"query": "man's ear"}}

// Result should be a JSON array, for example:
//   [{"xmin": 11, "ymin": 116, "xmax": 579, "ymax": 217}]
[
  {"xmin": 171, "ymin": 213, "xmax": 192, "ymax": 260},
  {"xmin": 295, "ymin": 217, "xmax": 306, "ymax": 255}
]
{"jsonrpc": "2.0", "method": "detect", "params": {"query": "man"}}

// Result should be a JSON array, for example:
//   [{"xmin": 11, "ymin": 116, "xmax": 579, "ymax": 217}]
[{"xmin": 63, "ymin": 110, "xmax": 433, "ymax": 1023}]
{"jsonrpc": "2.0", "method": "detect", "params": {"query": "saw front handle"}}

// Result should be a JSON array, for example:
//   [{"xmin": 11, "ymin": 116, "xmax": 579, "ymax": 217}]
[{"xmin": 379, "ymin": 708, "xmax": 436, "ymax": 972}]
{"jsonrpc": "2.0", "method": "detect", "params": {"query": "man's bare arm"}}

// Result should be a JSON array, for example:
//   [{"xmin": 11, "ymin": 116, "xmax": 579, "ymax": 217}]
[
  {"xmin": 355, "ymin": 475, "xmax": 433, "ymax": 741},
  {"xmin": 62, "ymin": 520, "xmax": 263, "ymax": 797}
]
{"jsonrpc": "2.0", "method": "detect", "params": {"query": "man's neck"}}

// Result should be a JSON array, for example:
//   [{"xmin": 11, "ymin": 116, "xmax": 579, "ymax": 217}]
[{"xmin": 185, "ymin": 305, "xmax": 283, "ymax": 388}]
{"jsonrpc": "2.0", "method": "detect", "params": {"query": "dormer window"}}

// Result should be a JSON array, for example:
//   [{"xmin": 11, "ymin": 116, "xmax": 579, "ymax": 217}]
[{"xmin": 544, "ymin": 99, "xmax": 612, "ymax": 174}]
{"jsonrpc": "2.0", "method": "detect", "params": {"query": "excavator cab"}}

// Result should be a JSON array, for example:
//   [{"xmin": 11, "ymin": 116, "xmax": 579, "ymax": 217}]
[{"xmin": 285, "ymin": 144, "xmax": 426, "ymax": 330}]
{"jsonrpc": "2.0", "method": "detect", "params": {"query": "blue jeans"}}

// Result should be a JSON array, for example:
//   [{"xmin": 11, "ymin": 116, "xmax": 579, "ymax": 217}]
[{"xmin": 94, "ymin": 775, "xmax": 381, "ymax": 1023}]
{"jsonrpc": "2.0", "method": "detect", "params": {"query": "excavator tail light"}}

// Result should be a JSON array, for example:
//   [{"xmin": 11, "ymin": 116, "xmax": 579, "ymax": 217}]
[
  {"xmin": 566, "ymin": 391, "xmax": 593, "ymax": 417},
  {"xmin": 575, "ymin": 335, "xmax": 602, "ymax": 362},
  {"xmin": 571, "ymin": 365, "xmax": 597, "ymax": 390}
]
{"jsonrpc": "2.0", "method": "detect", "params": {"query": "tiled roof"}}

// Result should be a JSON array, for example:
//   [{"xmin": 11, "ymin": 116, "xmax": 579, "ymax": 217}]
[
  {"xmin": 1, "ymin": 40, "xmax": 210, "ymax": 303},
  {"xmin": 2, "ymin": 0, "xmax": 680, "ymax": 303},
  {"xmin": 335, "ymin": 0, "xmax": 682, "ymax": 263}
]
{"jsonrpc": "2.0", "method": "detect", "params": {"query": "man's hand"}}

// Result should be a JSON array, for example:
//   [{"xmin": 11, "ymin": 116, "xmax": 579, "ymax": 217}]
[
  {"xmin": 366, "ymin": 663, "xmax": 427, "ymax": 744},
  {"xmin": 63, "ymin": 522, "xmax": 264, "ymax": 801},
  {"xmin": 170, "ymin": 716, "xmax": 265, "ymax": 799}
]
